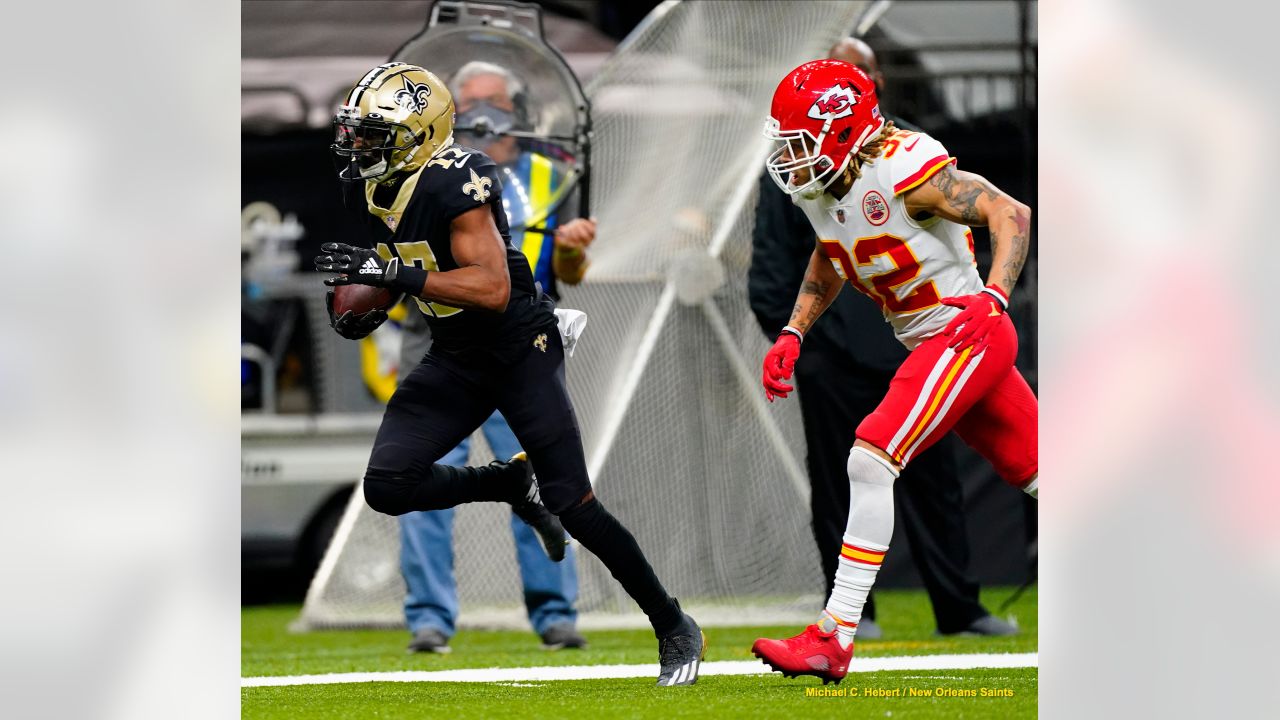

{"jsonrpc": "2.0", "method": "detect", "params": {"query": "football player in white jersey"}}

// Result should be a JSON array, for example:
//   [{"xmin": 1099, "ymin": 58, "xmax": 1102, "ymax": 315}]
[{"xmin": 751, "ymin": 59, "xmax": 1038, "ymax": 685}]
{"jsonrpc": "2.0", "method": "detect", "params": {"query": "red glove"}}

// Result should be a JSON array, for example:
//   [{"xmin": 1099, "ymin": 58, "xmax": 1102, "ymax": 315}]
[
  {"xmin": 940, "ymin": 286, "xmax": 1009, "ymax": 355},
  {"xmin": 762, "ymin": 328, "xmax": 803, "ymax": 402}
]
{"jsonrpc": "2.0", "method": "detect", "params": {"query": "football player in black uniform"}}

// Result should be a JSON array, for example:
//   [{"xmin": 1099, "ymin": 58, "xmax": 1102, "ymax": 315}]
[{"xmin": 314, "ymin": 62, "xmax": 705, "ymax": 686}]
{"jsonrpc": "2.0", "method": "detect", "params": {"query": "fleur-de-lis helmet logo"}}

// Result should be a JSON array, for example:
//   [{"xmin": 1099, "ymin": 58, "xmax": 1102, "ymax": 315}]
[{"xmin": 394, "ymin": 75, "xmax": 432, "ymax": 115}]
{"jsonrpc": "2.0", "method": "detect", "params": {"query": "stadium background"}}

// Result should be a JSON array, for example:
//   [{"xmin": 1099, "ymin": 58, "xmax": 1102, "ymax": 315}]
[
  {"xmin": 240, "ymin": 0, "xmax": 1037, "ymax": 629},
  {"xmin": 7, "ymin": 0, "xmax": 1276, "ymax": 716}
]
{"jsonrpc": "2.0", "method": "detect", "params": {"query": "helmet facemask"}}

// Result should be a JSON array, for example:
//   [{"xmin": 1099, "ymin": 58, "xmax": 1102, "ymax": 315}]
[
  {"xmin": 764, "ymin": 117, "xmax": 851, "ymax": 201},
  {"xmin": 330, "ymin": 106, "xmax": 422, "ymax": 183},
  {"xmin": 764, "ymin": 60, "xmax": 887, "ymax": 201}
]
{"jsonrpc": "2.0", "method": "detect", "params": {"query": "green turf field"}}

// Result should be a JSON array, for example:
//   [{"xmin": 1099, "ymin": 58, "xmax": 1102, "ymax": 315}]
[{"xmin": 243, "ymin": 586, "xmax": 1036, "ymax": 719}]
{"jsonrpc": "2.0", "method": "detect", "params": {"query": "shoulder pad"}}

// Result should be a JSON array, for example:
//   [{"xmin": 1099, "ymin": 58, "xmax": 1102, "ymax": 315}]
[
  {"xmin": 874, "ymin": 131, "xmax": 955, "ymax": 196},
  {"xmin": 416, "ymin": 146, "xmax": 504, "ymax": 219}
]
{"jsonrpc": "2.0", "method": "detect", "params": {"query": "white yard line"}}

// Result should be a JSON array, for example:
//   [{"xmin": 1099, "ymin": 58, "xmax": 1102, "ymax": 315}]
[{"xmin": 242, "ymin": 652, "xmax": 1037, "ymax": 688}]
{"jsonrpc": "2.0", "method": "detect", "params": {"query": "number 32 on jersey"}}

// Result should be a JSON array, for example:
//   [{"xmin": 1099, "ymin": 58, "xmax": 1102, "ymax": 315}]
[{"xmin": 820, "ymin": 234, "xmax": 941, "ymax": 314}]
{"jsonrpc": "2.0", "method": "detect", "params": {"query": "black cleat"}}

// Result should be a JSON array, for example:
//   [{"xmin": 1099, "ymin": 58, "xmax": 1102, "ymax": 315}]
[
  {"xmin": 540, "ymin": 622, "xmax": 588, "ymax": 650},
  {"xmin": 656, "ymin": 609, "xmax": 706, "ymax": 687},
  {"xmin": 937, "ymin": 614, "xmax": 1020, "ymax": 637},
  {"xmin": 501, "ymin": 452, "xmax": 568, "ymax": 562},
  {"xmin": 856, "ymin": 618, "xmax": 883, "ymax": 640},
  {"xmin": 406, "ymin": 627, "xmax": 451, "ymax": 654}
]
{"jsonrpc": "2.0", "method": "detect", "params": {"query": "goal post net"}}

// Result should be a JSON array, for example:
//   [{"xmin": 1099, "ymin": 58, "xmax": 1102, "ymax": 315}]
[{"xmin": 296, "ymin": 0, "xmax": 870, "ymax": 631}]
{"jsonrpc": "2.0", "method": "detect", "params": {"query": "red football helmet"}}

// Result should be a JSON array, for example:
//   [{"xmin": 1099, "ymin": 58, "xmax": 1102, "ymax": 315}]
[{"xmin": 764, "ymin": 59, "xmax": 885, "ymax": 199}]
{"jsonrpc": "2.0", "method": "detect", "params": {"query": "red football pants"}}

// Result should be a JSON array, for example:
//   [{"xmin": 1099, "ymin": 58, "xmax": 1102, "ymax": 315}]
[{"xmin": 855, "ymin": 315, "xmax": 1038, "ymax": 487}]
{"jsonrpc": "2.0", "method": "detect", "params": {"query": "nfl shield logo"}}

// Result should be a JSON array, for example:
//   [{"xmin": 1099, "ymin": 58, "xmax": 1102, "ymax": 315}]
[{"xmin": 836, "ymin": 209, "xmax": 846, "ymax": 223}]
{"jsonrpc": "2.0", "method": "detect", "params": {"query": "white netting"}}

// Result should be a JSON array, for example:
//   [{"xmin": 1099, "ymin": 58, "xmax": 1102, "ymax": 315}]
[{"xmin": 297, "ymin": 0, "xmax": 869, "ymax": 631}]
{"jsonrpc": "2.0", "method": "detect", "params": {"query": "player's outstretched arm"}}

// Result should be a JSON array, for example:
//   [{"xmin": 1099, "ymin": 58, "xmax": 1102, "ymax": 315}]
[
  {"xmin": 903, "ymin": 164, "xmax": 1032, "ymax": 297},
  {"xmin": 418, "ymin": 205, "xmax": 512, "ymax": 312},
  {"xmin": 787, "ymin": 247, "xmax": 844, "ymax": 336}
]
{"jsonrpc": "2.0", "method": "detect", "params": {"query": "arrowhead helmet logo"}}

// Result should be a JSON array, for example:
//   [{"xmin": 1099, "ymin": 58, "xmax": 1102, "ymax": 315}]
[
  {"xmin": 393, "ymin": 75, "xmax": 432, "ymax": 115},
  {"xmin": 807, "ymin": 81, "xmax": 860, "ymax": 121},
  {"xmin": 462, "ymin": 169, "xmax": 492, "ymax": 202}
]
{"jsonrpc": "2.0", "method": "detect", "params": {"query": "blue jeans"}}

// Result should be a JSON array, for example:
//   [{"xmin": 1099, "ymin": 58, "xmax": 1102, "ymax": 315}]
[{"xmin": 399, "ymin": 410, "xmax": 579, "ymax": 637}]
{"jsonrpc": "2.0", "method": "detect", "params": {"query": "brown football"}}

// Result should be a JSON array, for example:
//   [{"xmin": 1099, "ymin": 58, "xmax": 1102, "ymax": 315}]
[{"xmin": 332, "ymin": 284, "xmax": 396, "ymax": 316}]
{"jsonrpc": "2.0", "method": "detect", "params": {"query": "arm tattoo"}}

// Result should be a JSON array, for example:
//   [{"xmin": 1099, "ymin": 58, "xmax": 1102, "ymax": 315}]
[
  {"xmin": 929, "ymin": 166, "xmax": 999, "ymax": 225},
  {"xmin": 791, "ymin": 278, "xmax": 831, "ymax": 330},
  {"xmin": 799, "ymin": 279, "xmax": 829, "ymax": 297},
  {"xmin": 931, "ymin": 165, "xmax": 1030, "ymax": 291},
  {"xmin": 1000, "ymin": 210, "xmax": 1031, "ymax": 289},
  {"xmin": 988, "ymin": 205, "xmax": 1030, "ymax": 291}
]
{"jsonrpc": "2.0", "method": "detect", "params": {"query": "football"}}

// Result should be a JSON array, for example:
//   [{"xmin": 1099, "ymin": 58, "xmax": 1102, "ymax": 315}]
[{"xmin": 332, "ymin": 284, "xmax": 396, "ymax": 316}]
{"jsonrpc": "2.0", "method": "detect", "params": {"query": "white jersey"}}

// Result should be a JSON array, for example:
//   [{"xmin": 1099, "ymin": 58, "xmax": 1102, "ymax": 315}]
[{"xmin": 795, "ymin": 130, "xmax": 983, "ymax": 349}]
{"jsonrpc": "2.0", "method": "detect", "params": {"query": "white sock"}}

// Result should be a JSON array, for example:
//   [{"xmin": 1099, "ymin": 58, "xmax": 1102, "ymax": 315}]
[
  {"xmin": 1023, "ymin": 477, "xmax": 1038, "ymax": 498},
  {"xmin": 824, "ymin": 446, "xmax": 897, "ymax": 649}
]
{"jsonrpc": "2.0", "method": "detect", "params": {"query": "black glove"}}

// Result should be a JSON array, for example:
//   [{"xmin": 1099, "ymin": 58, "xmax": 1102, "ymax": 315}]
[
  {"xmin": 314, "ymin": 242, "xmax": 427, "ymax": 294},
  {"xmin": 314, "ymin": 242, "xmax": 393, "ymax": 287},
  {"xmin": 325, "ymin": 289, "xmax": 388, "ymax": 340}
]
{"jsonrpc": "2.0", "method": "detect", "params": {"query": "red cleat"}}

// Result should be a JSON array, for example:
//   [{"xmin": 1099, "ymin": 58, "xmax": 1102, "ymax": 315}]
[{"xmin": 752, "ymin": 623, "xmax": 853, "ymax": 685}]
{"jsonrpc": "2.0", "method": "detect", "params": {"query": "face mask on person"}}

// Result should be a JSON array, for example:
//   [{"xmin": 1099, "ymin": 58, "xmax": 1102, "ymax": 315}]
[{"xmin": 455, "ymin": 101, "xmax": 517, "ymax": 146}]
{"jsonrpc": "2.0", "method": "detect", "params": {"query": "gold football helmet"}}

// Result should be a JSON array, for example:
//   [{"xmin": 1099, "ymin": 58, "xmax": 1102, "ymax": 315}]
[{"xmin": 332, "ymin": 62, "xmax": 454, "ymax": 183}]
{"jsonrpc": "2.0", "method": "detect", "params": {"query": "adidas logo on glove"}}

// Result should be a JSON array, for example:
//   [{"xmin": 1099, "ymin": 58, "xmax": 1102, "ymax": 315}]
[{"xmin": 358, "ymin": 257, "xmax": 382, "ymax": 275}]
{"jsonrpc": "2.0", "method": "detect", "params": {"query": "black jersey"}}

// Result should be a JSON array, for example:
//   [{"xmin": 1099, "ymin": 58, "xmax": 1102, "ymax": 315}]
[{"xmin": 343, "ymin": 145, "xmax": 557, "ymax": 357}]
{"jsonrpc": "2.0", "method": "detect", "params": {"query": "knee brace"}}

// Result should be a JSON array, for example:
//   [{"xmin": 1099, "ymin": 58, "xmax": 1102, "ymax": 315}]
[
  {"xmin": 845, "ymin": 446, "xmax": 900, "ymax": 545},
  {"xmin": 847, "ymin": 446, "xmax": 899, "ymax": 485}
]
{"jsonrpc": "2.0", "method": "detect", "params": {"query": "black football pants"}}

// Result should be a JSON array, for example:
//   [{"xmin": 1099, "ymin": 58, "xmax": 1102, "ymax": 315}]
[
  {"xmin": 364, "ymin": 331, "xmax": 591, "ymax": 515},
  {"xmin": 795, "ymin": 346, "xmax": 989, "ymax": 634}
]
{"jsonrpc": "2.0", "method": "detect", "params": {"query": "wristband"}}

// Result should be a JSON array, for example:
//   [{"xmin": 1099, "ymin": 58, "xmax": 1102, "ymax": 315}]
[
  {"xmin": 982, "ymin": 285, "xmax": 1009, "ymax": 311},
  {"xmin": 780, "ymin": 325, "xmax": 804, "ymax": 343},
  {"xmin": 385, "ymin": 258, "xmax": 430, "ymax": 296}
]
